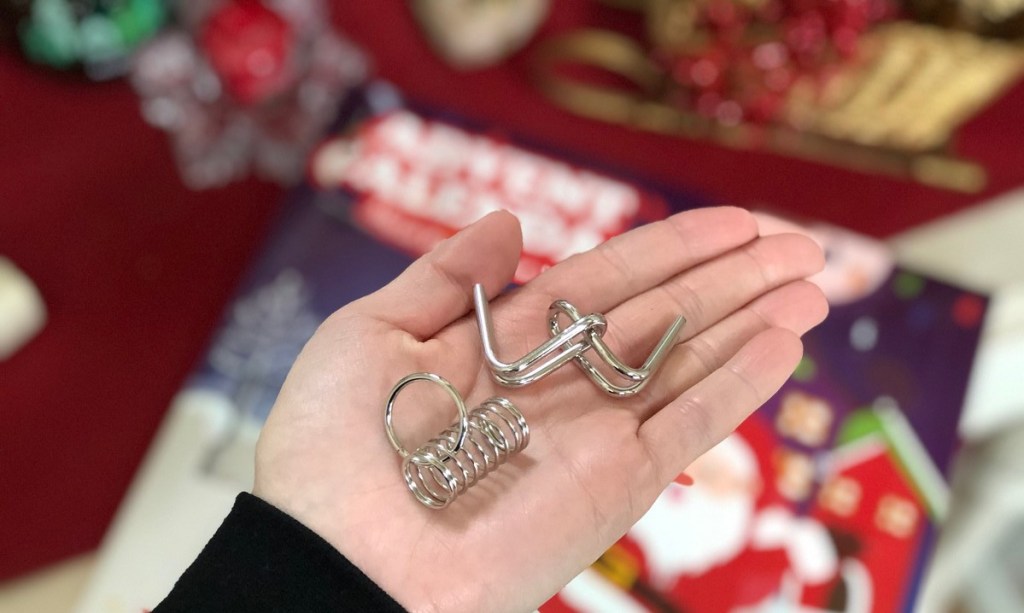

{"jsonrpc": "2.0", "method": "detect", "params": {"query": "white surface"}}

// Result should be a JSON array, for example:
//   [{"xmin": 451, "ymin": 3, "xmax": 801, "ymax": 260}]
[
  {"xmin": 958, "ymin": 283, "xmax": 1024, "ymax": 438},
  {"xmin": 915, "ymin": 428, "xmax": 1024, "ymax": 613},
  {"xmin": 892, "ymin": 190, "xmax": 1024, "ymax": 613},
  {"xmin": 892, "ymin": 188, "xmax": 1024, "ymax": 294},
  {"xmin": 0, "ymin": 257, "xmax": 46, "ymax": 360},
  {"xmin": 0, "ymin": 554, "xmax": 94, "ymax": 613},
  {"xmin": 73, "ymin": 391, "xmax": 254, "ymax": 613}
]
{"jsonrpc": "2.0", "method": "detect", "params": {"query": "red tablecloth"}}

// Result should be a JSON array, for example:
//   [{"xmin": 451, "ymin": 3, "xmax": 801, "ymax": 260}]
[
  {"xmin": 2, "ymin": 1, "xmax": 1021, "ymax": 580},
  {"xmin": 0, "ymin": 52, "xmax": 282, "ymax": 579}
]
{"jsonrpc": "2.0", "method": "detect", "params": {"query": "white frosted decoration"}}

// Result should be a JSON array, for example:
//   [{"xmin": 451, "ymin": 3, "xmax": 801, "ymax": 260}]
[
  {"xmin": 309, "ymin": 138, "xmax": 362, "ymax": 188},
  {"xmin": 0, "ymin": 257, "xmax": 46, "ymax": 360},
  {"xmin": 412, "ymin": 0, "xmax": 550, "ymax": 69}
]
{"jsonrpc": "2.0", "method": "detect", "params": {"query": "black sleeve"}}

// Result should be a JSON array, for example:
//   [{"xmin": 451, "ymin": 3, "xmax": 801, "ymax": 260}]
[{"xmin": 154, "ymin": 492, "xmax": 408, "ymax": 612}]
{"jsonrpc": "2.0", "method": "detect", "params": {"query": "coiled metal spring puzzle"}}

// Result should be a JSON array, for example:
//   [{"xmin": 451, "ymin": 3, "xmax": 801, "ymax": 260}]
[
  {"xmin": 385, "ymin": 372, "xmax": 529, "ymax": 509},
  {"xmin": 474, "ymin": 283, "xmax": 685, "ymax": 396},
  {"xmin": 386, "ymin": 283, "xmax": 682, "ymax": 508}
]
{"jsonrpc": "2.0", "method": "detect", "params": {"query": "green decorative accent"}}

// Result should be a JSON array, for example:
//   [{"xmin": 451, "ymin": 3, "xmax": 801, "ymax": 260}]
[
  {"xmin": 20, "ymin": 0, "xmax": 79, "ymax": 68},
  {"xmin": 113, "ymin": 0, "xmax": 166, "ymax": 46},
  {"xmin": 893, "ymin": 271, "xmax": 926, "ymax": 300},
  {"xmin": 79, "ymin": 14, "xmax": 124, "ymax": 62},
  {"xmin": 791, "ymin": 355, "xmax": 817, "ymax": 381},
  {"xmin": 835, "ymin": 408, "xmax": 883, "ymax": 446},
  {"xmin": 18, "ymin": 0, "xmax": 166, "ymax": 70}
]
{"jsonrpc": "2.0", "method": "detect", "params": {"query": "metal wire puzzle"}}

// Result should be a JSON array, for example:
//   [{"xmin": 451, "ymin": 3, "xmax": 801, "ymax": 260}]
[
  {"xmin": 384, "ymin": 283, "xmax": 682, "ymax": 508},
  {"xmin": 385, "ymin": 372, "xmax": 529, "ymax": 509},
  {"xmin": 474, "ymin": 284, "xmax": 607, "ymax": 387},
  {"xmin": 475, "ymin": 284, "xmax": 685, "ymax": 396}
]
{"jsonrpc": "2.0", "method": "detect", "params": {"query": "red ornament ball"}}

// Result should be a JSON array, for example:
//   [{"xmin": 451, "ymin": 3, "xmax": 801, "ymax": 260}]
[
  {"xmin": 200, "ymin": 0, "xmax": 296, "ymax": 106},
  {"xmin": 952, "ymin": 294, "xmax": 985, "ymax": 328}
]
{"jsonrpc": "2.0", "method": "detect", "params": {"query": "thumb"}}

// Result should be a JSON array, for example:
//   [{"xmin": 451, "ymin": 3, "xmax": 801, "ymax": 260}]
[{"xmin": 354, "ymin": 210, "xmax": 523, "ymax": 339}]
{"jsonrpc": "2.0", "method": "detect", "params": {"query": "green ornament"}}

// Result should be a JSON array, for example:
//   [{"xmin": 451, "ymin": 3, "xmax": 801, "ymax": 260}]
[
  {"xmin": 112, "ymin": 0, "xmax": 165, "ymax": 46},
  {"xmin": 79, "ymin": 13, "xmax": 125, "ymax": 62},
  {"xmin": 791, "ymin": 355, "xmax": 817, "ymax": 381},
  {"xmin": 893, "ymin": 271, "xmax": 926, "ymax": 300},
  {"xmin": 20, "ymin": 0, "xmax": 79, "ymax": 67}
]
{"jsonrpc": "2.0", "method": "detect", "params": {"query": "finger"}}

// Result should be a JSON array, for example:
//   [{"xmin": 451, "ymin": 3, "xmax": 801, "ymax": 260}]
[
  {"xmin": 640, "ymin": 327, "xmax": 804, "ymax": 483},
  {"xmin": 527, "ymin": 207, "xmax": 758, "ymax": 313},
  {"xmin": 637, "ymin": 280, "xmax": 827, "ymax": 414},
  {"xmin": 751, "ymin": 210, "xmax": 813, "ymax": 237},
  {"xmin": 353, "ymin": 211, "xmax": 522, "ymax": 339},
  {"xmin": 597, "ymin": 233, "xmax": 824, "ymax": 365}
]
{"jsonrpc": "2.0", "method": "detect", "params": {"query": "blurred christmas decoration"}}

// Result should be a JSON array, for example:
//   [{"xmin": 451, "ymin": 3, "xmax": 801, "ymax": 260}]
[
  {"xmin": 905, "ymin": 0, "xmax": 1024, "ymax": 37},
  {"xmin": 131, "ymin": 0, "xmax": 368, "ymax": 189},
  {"xmin": 534, "ymin": 0, "xmax": 1024, "ymax": 192},
  {"xmin": 649, "ymin": 0, "xmax": 899, "ymax": 125},
  {"xmin": 1, "ymin": 0, "xmax": 166, "ymax": 80},
  {"xmin": 410, "ymin": 0, "xmax": 549, "ymax": 68},
  {"xmin": 0, "ymin": 257, "xmax": 47, "ymax": 361},
  {"xmin": 543, "ymin": 213, "xmax": 986, "ymax": 613}
]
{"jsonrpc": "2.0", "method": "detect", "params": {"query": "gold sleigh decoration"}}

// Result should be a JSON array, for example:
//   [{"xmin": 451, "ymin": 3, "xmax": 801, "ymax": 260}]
[{"xmin": 533, "ymin": 8, "xmax": 1024, "ymax": 192}]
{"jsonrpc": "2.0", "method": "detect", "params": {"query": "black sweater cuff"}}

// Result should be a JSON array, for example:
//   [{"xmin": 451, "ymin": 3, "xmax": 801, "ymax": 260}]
[{"xmin": 154, "ymin": 492, "xmax": 407, "ymax": 612}]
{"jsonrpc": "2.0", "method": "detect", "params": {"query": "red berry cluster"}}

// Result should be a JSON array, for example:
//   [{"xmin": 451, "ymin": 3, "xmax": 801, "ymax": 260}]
[{"xmin": 659, "ymin": 0, "xmax": 896, "ymax": 125}]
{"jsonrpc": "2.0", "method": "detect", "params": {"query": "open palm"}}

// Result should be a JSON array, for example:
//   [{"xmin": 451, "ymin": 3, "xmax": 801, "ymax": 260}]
[{"xmin": 253, "ymin": 207, "xmax": 827, "ymax": 613}]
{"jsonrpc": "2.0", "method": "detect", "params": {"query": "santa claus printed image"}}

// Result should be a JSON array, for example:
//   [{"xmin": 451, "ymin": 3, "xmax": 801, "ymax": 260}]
[{"xmin": 545, "ymin": 431, "xmax": 858, "ymax": 613}]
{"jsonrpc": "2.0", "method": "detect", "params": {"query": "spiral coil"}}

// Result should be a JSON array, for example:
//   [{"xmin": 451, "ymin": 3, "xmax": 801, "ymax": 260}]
[
  {"xmin": 385, "ymin": 373, "xmax": 530, "ymax": 509},
  {"xmin": 404, "ymin": 397, "xmax": 529, "ymax": 509}
]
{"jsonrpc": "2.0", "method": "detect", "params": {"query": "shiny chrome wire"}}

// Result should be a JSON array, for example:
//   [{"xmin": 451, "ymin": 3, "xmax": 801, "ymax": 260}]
[
  {"xmin": 475, "ymin": 283, "xmax": 684, "ymax": 396},
  {"xmin": 474, "ymin": 283, "xmax": 607, "ymax": 386},
  {"xmin": 549, "ymin": 301, "xmax": 685, "ymax": 397},
  {"xmin": 385, "ymin": 372, "xmax": 529, "ymax": 509}
]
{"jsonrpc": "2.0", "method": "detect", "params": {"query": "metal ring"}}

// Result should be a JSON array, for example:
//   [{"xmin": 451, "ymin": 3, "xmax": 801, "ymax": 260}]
[{"xmin": 384, "ymin": 373, "xmax": 469, "ymax": 458}]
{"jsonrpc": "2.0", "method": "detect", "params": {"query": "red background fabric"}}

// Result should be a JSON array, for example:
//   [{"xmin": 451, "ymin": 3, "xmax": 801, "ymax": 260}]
[
  {"xmin": 1, "ymin": 1, "xmax": 1020, "ymax": 579},
  {"xmin": 0, "ymin": 53, "xmax": 282, "ymax": 579}
]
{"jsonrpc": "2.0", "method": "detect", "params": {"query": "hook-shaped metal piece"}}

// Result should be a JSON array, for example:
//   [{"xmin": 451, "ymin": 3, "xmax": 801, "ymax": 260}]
[
  {"xmin": 474, "ymin": 283, "xmax": 685, "ymax": 395},
  {"xmin": 549, "ymin": 302, "xmax": 685, "ymax": 397},
  {"xmin": 474, "ymin": 284, "xmax": 607, "ymax": 387}
]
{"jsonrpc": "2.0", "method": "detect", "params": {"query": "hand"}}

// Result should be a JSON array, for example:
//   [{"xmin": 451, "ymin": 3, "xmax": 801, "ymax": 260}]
[{"xmin": 253, "ymin": 207, "xmax": 827, "ymax": 613}]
